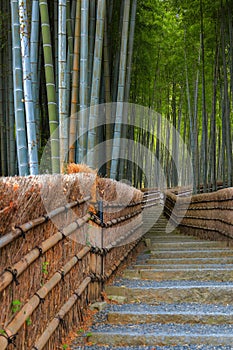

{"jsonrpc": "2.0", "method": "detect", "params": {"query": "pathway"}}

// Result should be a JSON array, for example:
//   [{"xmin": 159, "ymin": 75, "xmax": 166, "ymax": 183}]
[{"xmin": 71, "ymin": 212, "xmax": 233, "ymax": 349}]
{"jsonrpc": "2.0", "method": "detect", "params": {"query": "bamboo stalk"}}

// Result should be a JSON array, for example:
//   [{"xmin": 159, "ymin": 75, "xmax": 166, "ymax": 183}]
[
  {"xmin": 18, "ymin": 0, "xmax": 39, "ymax": 175},
  {"xmin": 0, "ymin": 257, "xmax": 91, "ymax": 350},
  {"xmin": 0, "ymin": 295, "xmax": 40, "ymax": 349},
  {"xmin": 59, "ymin": 0, "xmax": 68, "ymax": 171},
  {"xmin": 0, "ymin": 214, "xmax": 91, "ymax": 292},
  {"xmin": 39, "ymin": 0, "xmax": 59, "ymax": 173},
  {"xmin": 105, "ymin": 222, "xmax": 143, "ymax": 251},
  {"xmin": 32, "ymin": 277, "xmax": 91, "ymax": 350},
  {"xmin": 10, "ymin": 0, "xmax": 29, "ymax": 176},
  {"xmin": 69, "ymin": 0, "xmax": 81, "ymax": 163},
  {"xmin": 87, "ymin": 0, "xmax": 106, "ymax": 168},
  {"xmin": 0, "ymin": 196, "xmax": 90, "ymax": 250},
  {"xmin": 79, "ymin": 0, "xmax": 89, "ymax": 161}
]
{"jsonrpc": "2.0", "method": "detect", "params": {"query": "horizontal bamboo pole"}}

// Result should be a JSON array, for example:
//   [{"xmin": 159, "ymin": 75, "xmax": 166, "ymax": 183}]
[
  {"xmin": 31, "ymin": 232, "xmax": 142, "ymax": 349},
  {"xmin": 0, "ymin": 196, "xmax": 90, "ymax": 250},
  {"xmin": 142, "ymin": 197, "xmax": 160, "ymax": 203},
  {"xmin": 0, "ymin": 248, "xmax": 91, "ymax": 350},
  {"xmin": 105, "ymin": 222, "xmax": 143, "ymax": 251},
  {"xmin": 179, "ymin": 223, "xmax": 232, "ymax": 237},
  {"xmin": 103, "ymin": 209, "xmax": 142, "ymax": 228},
  {"xmin": 102, "ymin": 200, "xmax": 143, "ymax": 208},
  {"xmin": 105, "ymin": 239, "xmax": 141, "ymax": 279},
  {"xmin": 32, "ymin": 236, "xmax": 142, "ymax": 350},
  {"xmin": 142, "ymin": 202, "xmax": 160, "ymax": 209},
  {"xmin": 0, "ymin": 295, "xmax": 40, "ymax": 349},
  {"xmin": 32, "ymin": 277, "xmax": 91, "ymax": 350},
  {"xmin": 165, "ymin": 210, "xmax": 233, "ymax": 226},
  {"xmin": 0, "ymin": 214, "xmax": 91, "ymax": 292}
]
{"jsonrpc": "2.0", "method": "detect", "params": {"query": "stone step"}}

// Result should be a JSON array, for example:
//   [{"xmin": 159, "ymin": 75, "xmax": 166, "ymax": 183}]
[
  {"xmin": 150, "ymin": 249, "xmax": 233, "ymax": 259},
  {"xmin": 71, "ymin": 213, "xmax": 233, "ymax": 349},
  {"xmin": 132, "ymin": 263, "xmax": 233, "ymax": 269},
  {"xmin": 123, "ymin": 267, "xmax": 233, "ymax": 281},
  {"xmin": 107, "ymin": 302, "xmax": 233, "ymax": 325},
  {"xmin": 71, "ymin": 346, "xmax": 233, "ymax": 350},
  {"xmin": 105, "ymin": 280, "xmax": 233, "ymax": 305},
  {"xmin": 146, "ymin": 257, "xmax": 233, "ymax": 265},
  {"xmin": 147, "ymin": 235, "xmax": 200, "ymax": 241},
  {"xmin": 151, "ymin": 241, "xmax": 229, "ymax": 249},
  {"xmin": 86, "ymin": 323, "xmax": 233, "ymax": 346}
]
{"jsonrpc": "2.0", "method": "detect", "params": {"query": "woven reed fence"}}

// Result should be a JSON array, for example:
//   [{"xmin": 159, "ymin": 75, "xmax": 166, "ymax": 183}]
[
  {"xmin": 0, "ymin": 174, "xmax": 145, "ymax": 349},
  {"xmin": 164, "ymin": 186, "xmax": 233, "ymax": 242}
]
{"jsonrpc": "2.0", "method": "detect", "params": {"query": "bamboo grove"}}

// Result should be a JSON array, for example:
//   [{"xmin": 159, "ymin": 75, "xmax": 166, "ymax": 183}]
[
  {"xmin": 0, "ymin": 0, "xmax": 232, "ymax": 193},
  {"xmin": 132, "ymin": 0, "xmax": 233, "ymax": 192}
]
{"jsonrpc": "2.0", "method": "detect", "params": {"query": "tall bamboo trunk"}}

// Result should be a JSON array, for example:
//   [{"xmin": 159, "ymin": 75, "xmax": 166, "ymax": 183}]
[
  {"xmin": 69, "ymin": 0, "xmax": 81, "ymax": 163},
  {"xmin": 200, "ymin": 0, "xmax": 208, "ymax": 192},
  {"xmin": 30, "ymin": 0, "xmax": 40, "ymax": 140},
  {"xmin": 87, "ymin": 0, "xmax": 106, "ymax": 168},
  {"xmin": 119, "ymin": 0, "xmax": 137, "ymax": 179},
  {"xmin": 79, "ymin": 0, "xmax": 89, "ymax": 162},
  {"xmin": 58, "ymin": 0, "xmax": 68, "ymax": 171},
  {"xmin": 104, "ymin": 18, "xmax": 112, "ymax": 177},
  {"xmin": 7, "ymin": 20, "xmax": 16, "ymax": 175},
  {"xmin": 39, "ymin": 0, "xmax": 60, "ymax": 173},
  {"xmin": 11, "ymin": 0, "xmax": 29, "ymax": 175},
  {"xmin": 221, "ymin": 9, "xmax": 232, "ymax": 187},
  {"xmin": 110, "ymin": 0, "xmax": 130, "ymax": 179},
  {"xmin": 19, "ymin": 0, "xmax": 39, "ymax": 175}
]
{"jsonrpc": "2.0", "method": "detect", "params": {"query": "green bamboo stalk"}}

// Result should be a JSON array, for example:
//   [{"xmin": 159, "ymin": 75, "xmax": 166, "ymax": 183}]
[
  {"xmin": 87, "ymin": 0, "xmax": 106, "ymax": 168},
  {"xmin": 66, "ymin": 0, "xmax": 74, "ymax": 61},
  {"xmin": 0, "ymin": 52, "xmax": 7, "ymax": 176},
  {"xmin": 79, "ymin": 0, "xmax": 89, "ymax": 162},
  {"xmin": 18, "ymin": 0, "xmax": 39, "ymax": 175},
  {"xmin": 124, "ymin": 0, "xmax": 137, "ymax": 103},
  {"xmin": 10, "ymin": 0, "xmax": 29, "ymax": 176},
  {"xmin": 104, "ymin": 19, "xmax": 112, "ymax": 177},
  {"xmin": 69, "ymin": 0, "xmax": 81, "ymax": 163},
  {"xmin": 66, "ymin": 0, "xmax": 74, "ymax": 118},
  {"xmin": 58, "ymin": 0, "xmax": 68, "ymax": 171},
  {"xmin": 88, "ymin": 0, "xmax": 96, "ymax": 97},
  {"xmin": 30, "ymin": 0, "xmax": 40, "ymax": 140},
  {"xmin": 7, "ymin": 14, "xmax": 16, "ymax": 175},
  {"xmin": 39, "ymin": 0, "xmax": 60, "ymax": 173},
  {"xmin": 54, "ymin": 0, "xmax": 59, "ymax": 101},
  {"xmin": 119, "ymin": 0, "xmax": 137, "ymax": 179},
  {"xmin": 110, "ymin": 0, "xmax": 130, "ymax": 179}
]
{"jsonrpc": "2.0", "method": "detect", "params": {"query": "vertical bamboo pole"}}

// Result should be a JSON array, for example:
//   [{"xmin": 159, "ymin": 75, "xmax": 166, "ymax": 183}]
[
  {"xmin": 11, "ymin": 0, "xmax": 29, "ymax": 176},
  {"xmin": 69, "ymin": 0, "xmax": 81, "ymax": 163},
  {"xmin": 30, "ymin": 0, "xmax": 40, "ymax": 140},
  {"xmin": 58, "ymin": 0, "xmax": 68, "ymax": 170},
  {"xmin": 87, "ymin": 0, "xmax": 106, "ymax": 168},
  {"xmin": 7, "ymin": 23, "xmax": 16, "ymax": 175},
  {"xmin": 79, "ymin": 0, "xmax": 89, "ymax": 162},
  {"xmin": 110, "ymin": 0, "xmax": 130, "ymax": 179},
  {"xmin": 18, "ymin": 0, "xmax": 39, "ymax": 175},
  {"xmin": 88, "ymin": 0, "xmax": 96, "ymax": 97},
  {"xmin": 39, "ymin": 0, "xmax": 60, "ymax": 173}
]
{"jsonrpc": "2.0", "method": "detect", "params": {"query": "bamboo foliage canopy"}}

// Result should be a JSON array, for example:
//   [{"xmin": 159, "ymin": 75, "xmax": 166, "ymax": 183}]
[{"xmin": 0, "ymin": 0, "xmax": 232, "ymax": 191}]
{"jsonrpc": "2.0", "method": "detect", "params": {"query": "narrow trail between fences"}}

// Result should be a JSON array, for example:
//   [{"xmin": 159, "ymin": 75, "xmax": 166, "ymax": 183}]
[{"xmin": 71, "ymin": 208, "xmax": 233, "ymax": 350}]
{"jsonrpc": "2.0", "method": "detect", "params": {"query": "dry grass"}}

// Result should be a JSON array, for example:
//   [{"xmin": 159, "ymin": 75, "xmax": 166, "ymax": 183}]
[{"xmin": 0, "ymin": 166, "xmax": 144, "ymax": 350}]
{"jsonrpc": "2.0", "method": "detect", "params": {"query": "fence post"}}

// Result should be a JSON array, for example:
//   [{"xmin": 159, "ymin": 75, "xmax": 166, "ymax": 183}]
[{"xmin": 89, "ymin": 200, "xmax": 104, "ymax": 302}]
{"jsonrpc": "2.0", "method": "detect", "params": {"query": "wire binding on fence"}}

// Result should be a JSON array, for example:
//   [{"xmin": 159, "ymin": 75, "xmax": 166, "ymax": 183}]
[{"xmin": 0, "ymin": 196, "xmax": 91, "ymax": 250}]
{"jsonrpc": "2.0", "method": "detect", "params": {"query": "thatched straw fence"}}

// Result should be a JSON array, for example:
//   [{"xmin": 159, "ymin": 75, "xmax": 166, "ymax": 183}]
[
  {"xmin": 141, "ymin": 188, "xmax": 161, "ymax": 208},
  {"xmin": 164, "ymin": 187, "xmax": 233, "ymax": 243},
  {"xmin": 0, "ymin": 174, "xmax": 145, "ymax": 349}
]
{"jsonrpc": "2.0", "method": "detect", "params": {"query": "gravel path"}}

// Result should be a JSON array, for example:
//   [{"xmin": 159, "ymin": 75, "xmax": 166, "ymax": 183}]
[
  {"xmin": 111, "ymin": 278, "xmax": 233, "ymax": 289},
  {"xmin": 70, "ymin": 213, "xmax": 233, "ymax": 350}
]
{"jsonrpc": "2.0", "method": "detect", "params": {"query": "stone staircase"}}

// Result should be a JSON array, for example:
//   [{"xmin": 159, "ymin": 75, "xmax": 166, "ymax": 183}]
[{"xmin": 71, "ymin": 212, "xmax": 233, "ymax": 349}]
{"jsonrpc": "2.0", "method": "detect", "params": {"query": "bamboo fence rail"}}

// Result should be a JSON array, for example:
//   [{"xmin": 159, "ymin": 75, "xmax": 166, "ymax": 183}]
[
  {"xmin": 164, "ymin": 187, "xmax": 233, "ymax": 242},
  {"xmin": 0, "ymin": 174, "xmax": 153, "ymax": 350}
]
